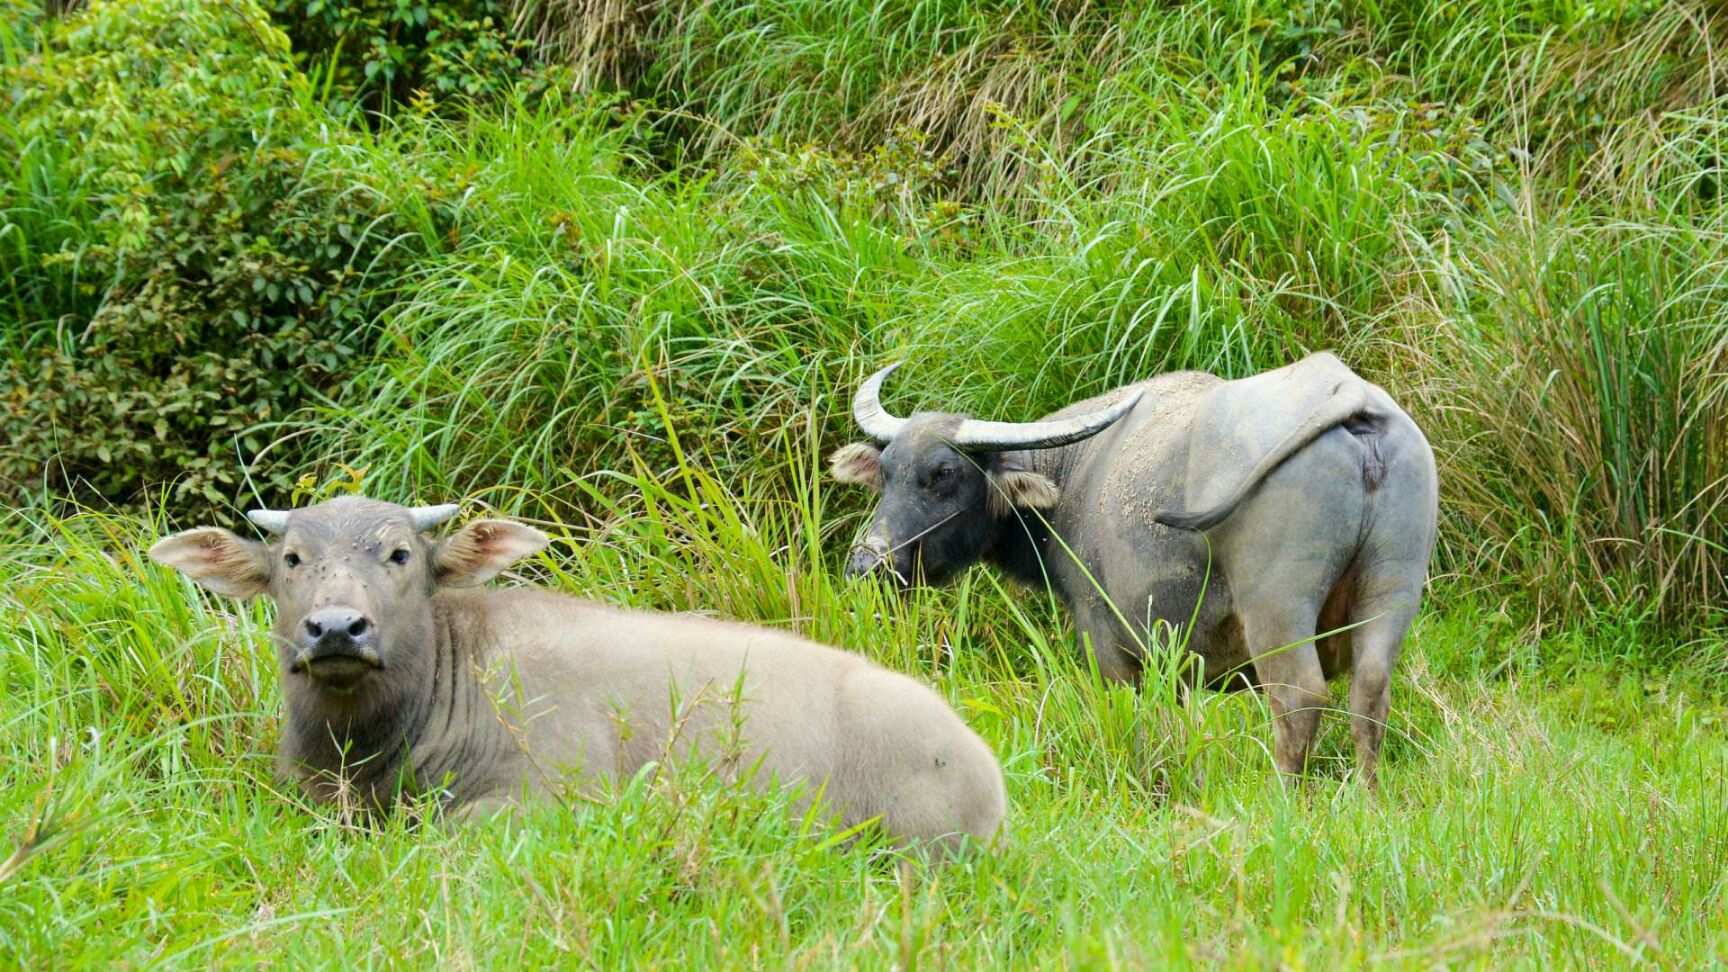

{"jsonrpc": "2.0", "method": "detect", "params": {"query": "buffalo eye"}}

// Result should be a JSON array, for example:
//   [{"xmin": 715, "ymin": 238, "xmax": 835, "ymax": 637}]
[
  {"xmin": 388, "ymin": 548, "xmax": 411, "ymax": 566},
  {"xmin": 283, "ymin": 552, "xmax": 302, "ymax": 568},
  {"xmin": 925, "ymin": 466, "xmax": 953, "ymax": 489}
]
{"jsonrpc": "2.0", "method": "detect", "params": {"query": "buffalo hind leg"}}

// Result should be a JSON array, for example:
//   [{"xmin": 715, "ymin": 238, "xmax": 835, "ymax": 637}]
[
  {"xmin": 1244, "ymin": 605, "xmax": 1330, "ymax": 780},
  {"xmin": 1347, "ymin": 588, "xmax": 1420, "ymax": 789}
]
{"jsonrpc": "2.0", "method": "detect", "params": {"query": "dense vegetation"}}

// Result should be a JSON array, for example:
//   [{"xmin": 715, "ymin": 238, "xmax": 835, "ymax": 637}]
[{"xmin": 3, "ymin": 0, "xmax": 1726, "ymax": 965}]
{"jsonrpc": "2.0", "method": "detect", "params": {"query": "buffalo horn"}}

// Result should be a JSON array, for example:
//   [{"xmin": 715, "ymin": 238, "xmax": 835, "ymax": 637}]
[
  {"xmin": 247, "ymin": 509, "xmax": 291, "ymax": 534},
  {"xmin": 852, "ymin": 362, "xmax": 909, "ymax": 442},
  {"xmin": 949, "ymin": 389, "xmax": 1143, "ymax": 451},
  {"xmin": 407, "ymin": 504, "xmax": 461, "ymax": 531}
]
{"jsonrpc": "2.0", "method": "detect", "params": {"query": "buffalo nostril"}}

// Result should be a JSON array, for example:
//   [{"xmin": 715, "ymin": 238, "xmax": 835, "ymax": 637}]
[
  {"xmin": 846, "ymin": 546, "xmax": 887, "ymax": 578},
  {"xmin": 302, "ymin": 608, "xmax": 370, "ymax": 647}
]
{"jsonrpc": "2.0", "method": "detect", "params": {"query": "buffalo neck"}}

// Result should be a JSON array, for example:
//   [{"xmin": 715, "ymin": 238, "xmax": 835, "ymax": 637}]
[
  {"xmin": 981, "ymin": 440, "xmax": 1103, "ymax": 598},
  {"xmin": 981, "ymin": 506, "xmax": 1056, "ymax": 588},
  {"xmin": 277, "ymin": 599, "xmax": 505, "ymax": 811}
]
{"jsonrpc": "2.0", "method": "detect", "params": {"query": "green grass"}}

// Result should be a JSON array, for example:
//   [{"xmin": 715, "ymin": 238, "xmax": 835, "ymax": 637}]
[
  {"xmin": 8, "ymin": 0, "xmax": 1728, "ymax": 965},
  {"xmin": 4, "ymin": 459, "xmax": 1727, "ymax": 966}
]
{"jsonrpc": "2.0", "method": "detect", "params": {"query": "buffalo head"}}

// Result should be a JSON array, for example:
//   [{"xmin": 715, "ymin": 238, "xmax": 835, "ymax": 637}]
[
  {"xmin": 830, "ymin": 364, "xmax": 1140, "ymax": 586},
  {"xmin": 150, "ymin": 497, "xmax": 548, "ymax": 699}
]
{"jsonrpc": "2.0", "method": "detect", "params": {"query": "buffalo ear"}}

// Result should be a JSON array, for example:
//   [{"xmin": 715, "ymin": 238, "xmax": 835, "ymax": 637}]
[
  {"xmin": 149, "ymin": 527, "xmax": 271, "ymax": 599},
  {"xmin": 987, "ymin": 467, "xmax": 1060, "ymax": 517},
  {"xmin": 829, "ymin": 442, "xmax": 884, "ymax": 490},
  {"xmin": 434, "ymin": 519, "xmax": 550, "ymax": 587}
]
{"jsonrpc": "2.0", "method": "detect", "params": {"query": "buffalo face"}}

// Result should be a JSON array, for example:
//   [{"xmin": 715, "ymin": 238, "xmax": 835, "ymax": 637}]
[
  {"xmin": 150, "ymin": 497, "xmax": 548, "ymax": 700},
  {"xmin": 833, "ymin": 425, "xmax": 1009, "ymax": 587}
]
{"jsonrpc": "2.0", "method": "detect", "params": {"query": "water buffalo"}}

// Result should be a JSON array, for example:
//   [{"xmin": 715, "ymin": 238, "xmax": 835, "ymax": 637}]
[
  {"xmin": 831, "ymin": 352, "xmax": 1437, "ymax": 785},
  {"xmin": 149, "ymin": 496, "xmax": 1005, "ymax": 848}
]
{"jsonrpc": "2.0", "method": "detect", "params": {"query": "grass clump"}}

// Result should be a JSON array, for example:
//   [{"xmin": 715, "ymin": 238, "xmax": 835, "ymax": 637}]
[{"xmin": 1411, "ymin": 210, "xmax": 1728, "ymax": 628}]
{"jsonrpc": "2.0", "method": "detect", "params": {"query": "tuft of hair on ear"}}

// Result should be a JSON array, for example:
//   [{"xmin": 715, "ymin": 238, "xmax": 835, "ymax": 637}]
[
  {"xmin": 829, "ymin": 442, "xmax": 884, "ymax": 489},
  {"xmin": 147, "ymin": 527, "xmax": 270, "ymax": 599},
  {"xmin": 434, "ymin": 519, "xmax": 551, "ymax": 587},
  {"xmin": 987, "ymin": 468, "xmax": 1061, "ymax": 517}
]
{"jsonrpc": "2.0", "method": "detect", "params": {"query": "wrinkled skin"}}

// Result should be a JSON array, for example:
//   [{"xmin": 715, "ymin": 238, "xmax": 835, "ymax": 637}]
[{"xmin": 834, "ymin": 353, "xmax": 1439, "ymax": 786}]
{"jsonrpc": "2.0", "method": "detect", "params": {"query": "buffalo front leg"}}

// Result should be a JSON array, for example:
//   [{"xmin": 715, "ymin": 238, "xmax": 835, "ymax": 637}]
[
  {"xmin": 1244, "ymin": 606, "xmax": 1330, "ymax": 780},
  {"xmin": 1076, "ymin": 615, "xmax": 1142, "ymax": 685}
]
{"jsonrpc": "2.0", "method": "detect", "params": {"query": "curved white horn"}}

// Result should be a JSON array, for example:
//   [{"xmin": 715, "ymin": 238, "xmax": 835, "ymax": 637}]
[
  {"xmin": 407, "ymin": 504, "xmax": 461, "ymax": 531},
  {"xmin": 852, "ymin": 362, "xmax": 908, "ymax": 443},
  {"xmin": 247, "ymin": 509, "xmax": 290, "ymax": 534},
  {"xmin": 950, "ymin": 389, "xmax": 1144, "ymax": 452}
]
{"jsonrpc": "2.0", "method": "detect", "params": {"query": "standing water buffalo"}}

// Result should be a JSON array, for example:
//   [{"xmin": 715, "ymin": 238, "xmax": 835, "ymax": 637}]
[
  {"xmin": 149, "ymin": 497, "xmax": 1005, "ymax": 848},
  {"xmin": 831, "ymin": 352, "xmax": 1437, "ymax": 785}
]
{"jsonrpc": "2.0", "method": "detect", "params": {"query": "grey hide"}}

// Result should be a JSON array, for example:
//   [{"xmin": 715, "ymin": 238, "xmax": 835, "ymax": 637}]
[
  {"xmin": 839, "ymin": 352, "xmax": 1438, "ymax": 785},
  {"xmin": 149, "ymin": 496, "xmax": 1006, "ymax": 850}
]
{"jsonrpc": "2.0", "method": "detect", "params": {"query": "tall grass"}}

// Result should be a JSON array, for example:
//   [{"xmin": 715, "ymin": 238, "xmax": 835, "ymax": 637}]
[
  {"xmin": 305, "ymin": 96, "xmax": 926, "ymax": 508},
  {"xmin": 1410, "ymin": 210, "xmax": 1728, "ymax": 628},
  {"xmin": 311, "ymin": 71, "xmax": 1462, "ymax": 481},
  {"xmin": 302, "ymin": 65, "xmax": 1728, "ymax": 639},
  {"xmin": 515, "ymin": 1, "xmax": 1716, "ymax": 198},
  {"xmin": 5, "ymin": 456, "xmax": 1728, "ymax": 964},
  {"xmin": 7, "ymin": 0, "xmax": 1721, "ymax": 637}
]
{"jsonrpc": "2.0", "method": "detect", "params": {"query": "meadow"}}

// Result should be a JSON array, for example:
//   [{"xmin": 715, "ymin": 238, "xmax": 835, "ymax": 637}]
[{"xmin": 3, "ymin": 0, "xmax": 1727, "ymax": 966}]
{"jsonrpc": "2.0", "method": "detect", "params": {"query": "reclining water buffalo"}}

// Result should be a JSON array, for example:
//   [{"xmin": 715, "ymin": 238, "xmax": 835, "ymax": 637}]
[
  {"xmin": 830, "ymin": 352, "xmax": 1437, "ymax": 786},
  {"xmin": 149, "ymin": 497, "xmax": 1005, "ymax": 848}
]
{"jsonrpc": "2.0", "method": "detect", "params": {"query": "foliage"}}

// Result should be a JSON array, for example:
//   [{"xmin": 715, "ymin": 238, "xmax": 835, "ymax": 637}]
[
  {"xmin": 4, "ymin": 0, "xmax": 1725, "ymax": 628},
  {"xmin": 0, "ymin": 0, "xmax": 414, "ymax": 517},
  {"xmin": 1411, "ymin": 213, "xmax": 1728, "ymax": 626},
  {"xmin": 266, "ymin": 0, "xmax": 546, "ymax": 116},
  {"xmin": 303, "ymin": 95, "xmax": 919, "ymax": 505},
  {"xmin": 516, "ymin": 0, "xmax": 1697, "ymax": 199},
  {"xmin": 457, "ymin": 0, "xmax": 1727, "ymax": 633}
]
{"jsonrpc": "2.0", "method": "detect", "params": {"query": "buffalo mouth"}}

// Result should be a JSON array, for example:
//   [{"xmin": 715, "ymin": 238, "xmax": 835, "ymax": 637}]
[
  {"xmin": 846, "ymin": 541, "xmax": 914, "ymax": 587},
  {"xmin": 845, "ymin": 544, "xmax": 952, "ymax": 590},
  {"xmin": 291, "ymin": 643, "xmax": 384, "ymax": 690},
  {"xmin": 845, "ymin": 543, "xmax": 891, "ymax": 580}
]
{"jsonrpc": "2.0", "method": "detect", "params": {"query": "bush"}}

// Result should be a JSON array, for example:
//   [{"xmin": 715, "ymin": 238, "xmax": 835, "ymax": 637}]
[
  {"xmin": 265, "ymin": 0, "xmax": 544, "ymax": 117},
  {"xmin": 0, "ymin": 0, "xmax": 414, "ymax": 518}
]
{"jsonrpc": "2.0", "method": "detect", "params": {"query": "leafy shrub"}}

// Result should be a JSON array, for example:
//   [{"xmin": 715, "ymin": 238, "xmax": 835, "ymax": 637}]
[
  {"xmin": 0, "ymin": 0, "xmax": 413, "ymax": 517},
  {"xmin": 265, "ymin": 0, "xmax": 543, "ymax": 116}
]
